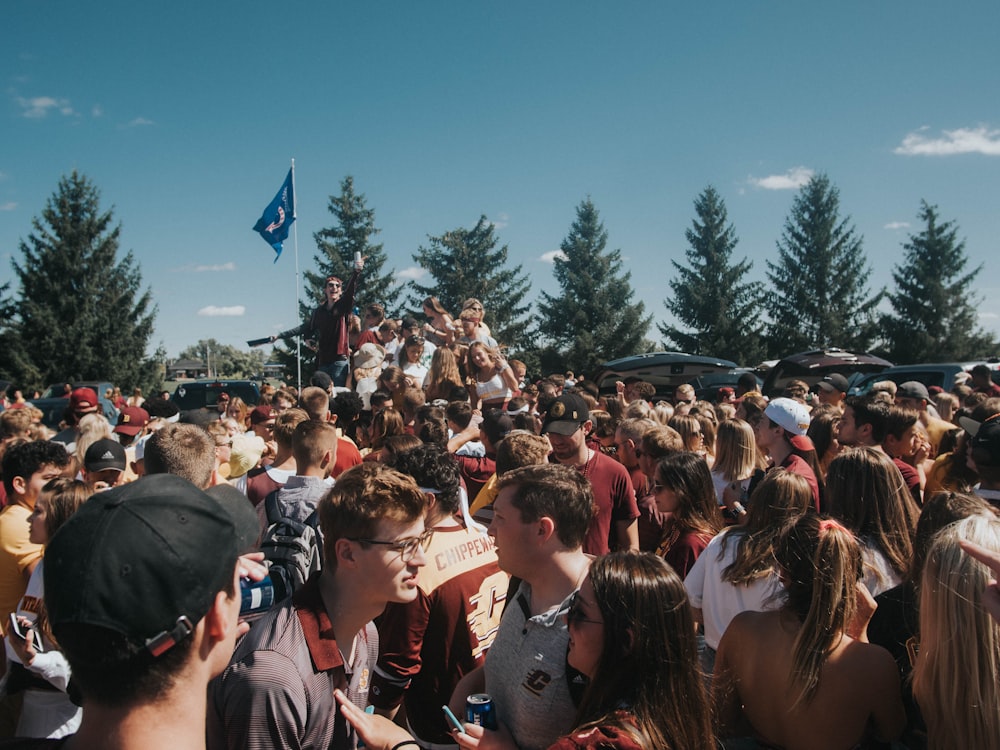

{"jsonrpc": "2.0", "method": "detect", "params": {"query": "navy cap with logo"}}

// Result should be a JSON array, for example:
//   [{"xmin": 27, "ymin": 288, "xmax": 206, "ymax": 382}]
[
  {"xmin": 44, "ymin": 474, "xmax": 241, "ymax": 657},
  {"xmin": 541, "ymin": 393, "xmax": 590, "ymax": 436},
  {"xmin": 818, "ymin": 373, "xmax": 849, "ymax": 393}
]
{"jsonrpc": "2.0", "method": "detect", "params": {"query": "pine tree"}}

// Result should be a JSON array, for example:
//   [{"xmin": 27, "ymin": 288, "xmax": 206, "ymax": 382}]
[
  {"xmin": 536, "ymin": 198, "xmax": 652, "ymax": 375},
  {"xmin": 5, "ymin": 171, "xmax": 158, "ymax": 390},
  {"xmin": 309, "ymin": 175, "xmax": 400, "ymax": 313},
  {"xmin": 660, "ymin": 186, "xmax": 765, "ymax": 365},
  {"xmin": 881, "ymin": 201, "xmax": 997, "ymax": 363},
  {"xmin": 764, "ymin": 174, "xmax": 882, "ymax": 356},
  {"xmin": 409, "ymin": 216, "xmax": 532, "ymax": 350}
]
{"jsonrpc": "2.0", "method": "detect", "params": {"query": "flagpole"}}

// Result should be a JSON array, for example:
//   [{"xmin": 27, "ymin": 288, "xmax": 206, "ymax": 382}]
[{"xmin": 291, "ymin": 158, "xmax": 302, "ymax": 393}]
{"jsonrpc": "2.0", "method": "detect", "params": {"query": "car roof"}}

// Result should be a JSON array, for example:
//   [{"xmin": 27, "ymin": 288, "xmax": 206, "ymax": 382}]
[{"xmin": 599, "ymin": 351, "xmax": 739, "ymax": 370}]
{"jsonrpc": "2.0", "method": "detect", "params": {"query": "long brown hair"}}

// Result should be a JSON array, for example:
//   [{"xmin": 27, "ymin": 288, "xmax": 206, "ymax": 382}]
[
  {"xmin": 573, "ymin": 552, "xmax": 714, "ymax": 749},
  {"xmin": 777, "ymin": 514, "xmax": 862, "ymax": 707},
  {"xmin": 721, "ymin": 470, "xmax": 812, "ymax": 586},
  {"xmin": 827, "ymin": 447, "xmax": 919, "ymax": 579},
  {"xmin": 424, "ymin": 347, "xmax": 464, "ymax": 402},
  {"xmin": 655, "ymin": 452, "xmax": 722, "ymax": 539}
]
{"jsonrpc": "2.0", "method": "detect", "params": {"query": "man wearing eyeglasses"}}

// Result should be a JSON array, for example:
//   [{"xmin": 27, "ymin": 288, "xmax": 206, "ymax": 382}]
[
  {"xmin": 208, "ymin": 463, "xmax": 429, "ymax": 750},
  {"xmin": 271, "ymin": 257, "xmax": 365, "ymax": 387}
]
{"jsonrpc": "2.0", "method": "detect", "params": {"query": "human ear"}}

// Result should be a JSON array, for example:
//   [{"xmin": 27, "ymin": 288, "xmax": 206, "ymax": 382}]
[
  {"xmin": 11, "ymin": 476, "xmax": 26, "ymax": 497},
  {"xmin": 335, "ymin": 538, "xmax": 357, "ymax": 568}
]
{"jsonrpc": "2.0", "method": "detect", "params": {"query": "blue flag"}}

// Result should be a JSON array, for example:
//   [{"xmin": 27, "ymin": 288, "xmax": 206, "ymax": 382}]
[{"xmin": 253, "ymin": 169, "xmax": 295, "ymax": 262}]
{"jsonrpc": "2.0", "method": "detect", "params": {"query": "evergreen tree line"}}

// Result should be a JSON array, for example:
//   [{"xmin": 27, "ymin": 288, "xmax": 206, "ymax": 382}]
[{"xmin": 2, "ymin": 171, "xmax": 996, "ymax": 394}]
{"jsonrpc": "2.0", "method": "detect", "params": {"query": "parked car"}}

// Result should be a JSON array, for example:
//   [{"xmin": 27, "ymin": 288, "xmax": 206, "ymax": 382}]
[
  {"xmin": 170, "ymin": 379, "xmax": 261, "ymax": 411},
  {"xmin": 760, "ymin": 349, "xmax": 893, "ymax": 398},
  {"xmin": 685, "ymin": 369, "xmax": 763, "ymax": 402},
  {"xmin": 850, "ymin": 362, "xmax": 1000, "ymax": 396},
  {"xmin": 30, "ymin": 381, "xmax": 118, "ymax": 429},
  {"xmin": 591, "ymin": 352, "xmax": 740, "ymax": 401}
]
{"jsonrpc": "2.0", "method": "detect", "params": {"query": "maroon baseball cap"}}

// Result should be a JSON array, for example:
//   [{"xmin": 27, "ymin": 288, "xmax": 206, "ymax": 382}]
[
  {"xmin": 249, "ymin": 405, "xmax": 276, "ymax": 425},
  {"xmin": 70, "ymin": 388, "xmax": 99, "ymax": 414},
  {"xmin": 115, "ymin": 406, "xmax": 150, "ymax": 436}
]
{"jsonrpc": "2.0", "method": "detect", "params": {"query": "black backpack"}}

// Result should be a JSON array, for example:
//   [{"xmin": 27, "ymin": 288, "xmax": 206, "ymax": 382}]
[{"xmin": 259, "ymin": 490, "xmax": 323, "ymax": 604}]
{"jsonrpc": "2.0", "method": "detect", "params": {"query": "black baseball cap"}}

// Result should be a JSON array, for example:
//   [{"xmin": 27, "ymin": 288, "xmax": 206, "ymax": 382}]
[
  {"xmin": 541, "ymin": 393, "xmax": 590, "ymax": 436},
  {"xmin": 83, "ymin": 438, "xmax": 127, "ymax": 473},
  {"xmin": 44, "ymin": 474, "xmax": 242, "ymax": 657},
  {"xmin": 972, "ymin": 414, "xmax": 1000, "ymax": 469},
  {"xmin": 818, "ymin": 373, "xmax": 849, "ymax": 393}
]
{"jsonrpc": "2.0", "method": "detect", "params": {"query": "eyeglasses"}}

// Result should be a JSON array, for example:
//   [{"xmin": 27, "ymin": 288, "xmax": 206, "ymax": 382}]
[
  {"xmin": 326, "ymin": 282, "xmax": 342, "ymax": 289},
  {"xmin": 348, "ymin": 528, "xmax": 434, "ymax": 562},
  {"xmin": 652, "ymin": 481, "xmax": 669, "ymax": 492},
  {"xmin": 406, "ymin": 335, "xmax": 426, "ymax": 345},
  {"xmin": 566, "ymin": 592, "xmax": 603, "ymax": 627}
]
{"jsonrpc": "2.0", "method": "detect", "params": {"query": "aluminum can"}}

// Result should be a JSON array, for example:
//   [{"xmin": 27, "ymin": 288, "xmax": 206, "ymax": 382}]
[
  {"xmin": 466, "ymin": 693, "xmax": 498, "ymax": 731},
  {"xmin": 239, "ymin": 575, "xmax": 275, "ymax": 621}
]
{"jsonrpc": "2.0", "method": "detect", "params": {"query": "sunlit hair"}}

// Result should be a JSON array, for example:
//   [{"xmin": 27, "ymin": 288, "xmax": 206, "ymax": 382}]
[
  {"xmin": 668, "ymin": 415, "xmax": 703, "ymax": 453},
  {"xmin": 655, "ymin": 452, "xmax": 722, "ymax": 539},
  {"xmin": 912, "ymin": 514, "xmax": 1000, "ymax": 749},
  {"xmin": 414, "ymin": 405, "xmax": 447, "ymax": 448},
  {"xmin": 910, "ymin": 491, "xmax": 996, "ymax": 585},
  {"xmin": 461, "ymin": 298, "xmax": 486, "ymax": 320},
  {"xmin": 713, "ymin": 419, "xmax": 760, "ymax": 483},
  {"xmin": 370, "ymin": 408, "xmax": 405, "ymax": 451},
  {"xmin": 807, "ymin": 407, "xmax": 841, "ymax": 480},
  {"xmin": 652, "ymin": 401, "xmax": 674, "ymax": 425},
  {"xmin": 424, "ymin": 347, "xmax": 464, "ymax": 403},
  {"xmin": 722, "ymin": 470, "xmax": 812, "ymax": 586},
  {"xmin": 498, "ymin": 464, "xmax": 595, "ymax": 550},
  {"xmin": 319, "ymin": 463, "xmax": 426, "ymax": 570},
  {"xmin": 465, "ymin": 341, "xmax": 501, "ymax": 378},
  {"xmin": 776, "ymin": 514, "xmax": 863, "ymax": 707},
  {"xmin": 398, "ymin": 338, "xmax": 424, "ymax": 366},
  {"xmin": 737, "ymin": 393, "xmax": 768, "ymax": 424},
  {"xmin": 695, "ymin": 414, "xmax": 717, "ymax": 458},
  {"xmin": 422, "ymin": 295, "xmax": 448, "ymax": 316},
  {"xmin": 617, "ymin": 417, "xmax": 657, "ymax": 444},
  {"xmin": 623, "ymin": 400, "xmax": 653, "ymax": 420},
  {"xmin": 640, "ymin": 426, "xmax": 684, "ymax": 463},
  {"xmin": 495, "ymin": 432, "xmax": 551, "ymax": 476},
  {"xmin": 39, "ymin": 477, "xmax": 91, "ymax": 542},
  {"xmin": 226, "ymin": 396, "xmax": 248, "ymax": 426},
  {"xmin": 827, "ymin": 447, "xmax": 919, "ymax": 580},
  {"xmin": 74, "ymin": 413, "xmax": 113, "ymax": 466},
  {"xmin": 573, "ymin": 552, "xmax": 714, "ymax": 750}
]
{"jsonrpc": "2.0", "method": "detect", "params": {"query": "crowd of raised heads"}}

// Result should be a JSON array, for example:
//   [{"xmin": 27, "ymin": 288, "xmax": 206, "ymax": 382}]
[{"xmin": 3, "ymin": 290, "xmax": 1000, "ymax": 749}]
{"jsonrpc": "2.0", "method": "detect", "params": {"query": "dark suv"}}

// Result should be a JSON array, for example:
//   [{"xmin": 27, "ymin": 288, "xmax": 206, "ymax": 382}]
[
  {"xmin": 761, "ymin": 349, "xmax": 893, "ymax": 398},
  {"xmin": 170, "ymin": 380, "xmax": 260, "ymax": 411},
  {"xmin": 591, "ymin": 352, "xmax": 740, "ymax": 401}
]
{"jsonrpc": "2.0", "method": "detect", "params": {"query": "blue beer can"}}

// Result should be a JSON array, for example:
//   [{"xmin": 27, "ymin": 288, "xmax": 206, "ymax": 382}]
[
  {"xmin": 239, "ymin": 575, "xmax": 275, "ymax": 621},
  {"xmin": 466, "ymin": 693, "xmax": 498, "ymax": 731}
]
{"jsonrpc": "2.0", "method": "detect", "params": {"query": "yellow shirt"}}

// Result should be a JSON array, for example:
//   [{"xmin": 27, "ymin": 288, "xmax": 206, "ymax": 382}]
[{"xmin": 0, "ymin": 503, "xmax": 43, "ymax": 634}]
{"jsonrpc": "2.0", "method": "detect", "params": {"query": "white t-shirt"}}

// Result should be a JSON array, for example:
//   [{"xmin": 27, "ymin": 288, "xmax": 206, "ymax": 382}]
[{"xmin": 684, "ymin": 528, "xmax": 784, "ymax": 650}]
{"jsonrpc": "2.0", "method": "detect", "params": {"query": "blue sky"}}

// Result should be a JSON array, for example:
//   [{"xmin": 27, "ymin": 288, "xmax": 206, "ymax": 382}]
[{"xmin": 3, "ymin": 2, "xmax": 999, "ymax": 363}]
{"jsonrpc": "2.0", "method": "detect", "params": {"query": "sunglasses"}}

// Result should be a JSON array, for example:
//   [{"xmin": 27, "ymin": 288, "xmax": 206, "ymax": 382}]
[{"xmin": 566, "ymin": 591, "xmax": 603, "ymax": 627}]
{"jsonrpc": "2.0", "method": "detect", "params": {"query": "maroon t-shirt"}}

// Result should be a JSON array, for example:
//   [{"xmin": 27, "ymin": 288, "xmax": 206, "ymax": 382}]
[
  {"xmin": 893, "ymin": 457, "xmax": 922, "ymax": 504},
  {"xmin": 780, "ymin": 453, "xmax": 820, "ymax": 512},
  {"xmin": 575, "ymin": 450, "xmax": 639, "ymax": 556}
]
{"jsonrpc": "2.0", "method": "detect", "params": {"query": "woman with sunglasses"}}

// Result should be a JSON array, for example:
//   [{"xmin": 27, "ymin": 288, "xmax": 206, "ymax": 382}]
[
  {"xmin": 336, "ymin": 551, "xmax": 715, "ymax": 749},
  {"xmin": 652, "ymin": 452, "xmax": 722, "ymax": 578},
  {"xmin": 461, "ymin": 298, "xmax": 493, "ymax": 338},
  {"xmin": 422, "ymin": 296, "xmax": 457, "ymax": 347}
]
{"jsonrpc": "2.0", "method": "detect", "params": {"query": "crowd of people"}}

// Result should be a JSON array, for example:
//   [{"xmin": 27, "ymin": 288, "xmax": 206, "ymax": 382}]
[{"xmin": 1, "ymin": 265, "xmax": 1000, "ymax": 749}]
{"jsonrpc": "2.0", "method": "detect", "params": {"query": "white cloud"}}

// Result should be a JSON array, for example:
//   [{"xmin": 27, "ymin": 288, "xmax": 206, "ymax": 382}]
[
  {"xmin": 540, "ymin": 250, "xmax": 567, "ymax": 263},
  {"xmin": 397, "ymin": 266, "xmax": 426, "ymax": 281},
  {"xmin": 197, "ymin": 305, "xmax": 245, "ymax": 317},
  {"xmin": 894, "ymin": 126, "xmax": 1000, "ymax": 156},
  {"xmin": 0, "ymin": 202, "xmax": 17, "ymax": 212},
  {"xmin": 126, "ymin": 117, "xmax": 155, "ymax": 127},
  {"xmin": 193, "ymin": 262, "xmax": 236, "ymax": 272},
  {"xmin": 980, "ymin": 312, "xmax": 999, "ymax": 320},
  {"xmin": 91, "ymin": 104, "xmax": 103, "ymax": 118},
  {"xmin": 489, "ymin": 213, "xmax": 509, "ymax": 230},
  {"xmin": 748, "ymin": 166, "xmax": 814, "ymax": 190},
  {"xmin": 884, "ymin": 221, "xmax": 910, "ymax": 230},
  {"xmin": 17, "ymin": 96, "xmax": 75, "ymax": 118}
]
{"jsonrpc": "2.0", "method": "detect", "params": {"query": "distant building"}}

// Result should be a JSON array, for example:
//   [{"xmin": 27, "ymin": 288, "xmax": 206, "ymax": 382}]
[{"xmin": 167, "ymin": 358, "xmax": 209, "ymax": 379}]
